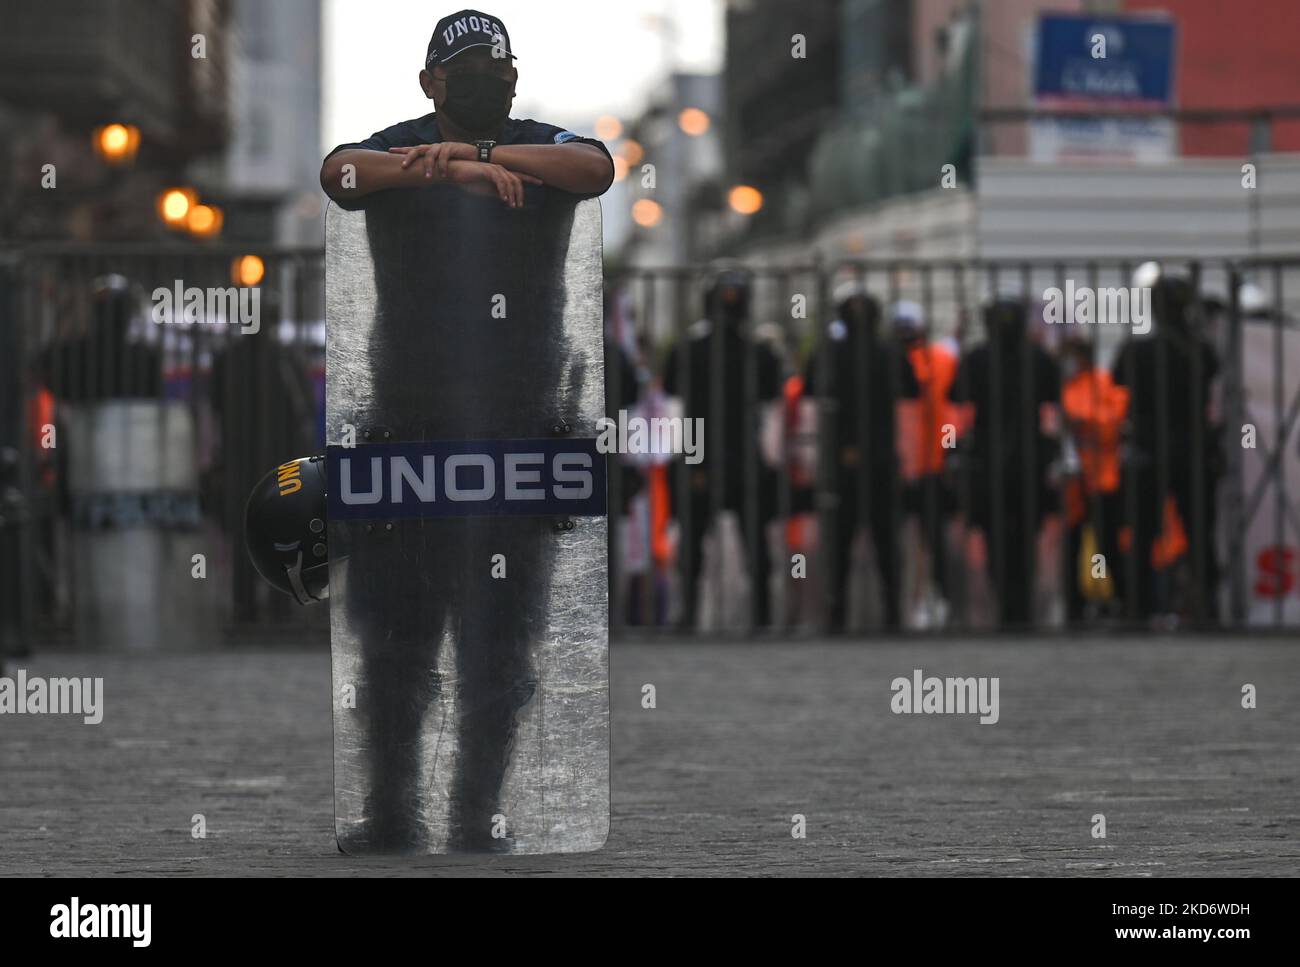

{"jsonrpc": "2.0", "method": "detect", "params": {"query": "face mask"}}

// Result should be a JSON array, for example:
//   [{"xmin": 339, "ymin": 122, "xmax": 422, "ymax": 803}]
[{"xmin": 440, "ymin": 72, "xmax": 512, "ymax": 134}]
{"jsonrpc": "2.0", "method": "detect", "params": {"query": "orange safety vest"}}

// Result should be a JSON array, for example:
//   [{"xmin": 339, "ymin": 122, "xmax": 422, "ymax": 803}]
[
  {"xmin": 648, "ymin": 463, "xmax": 672, "ymax": 567},
  {"xmin": 1118, "ymin": 497, "xmax": 1190, "ymax": 570},
  {"xmin": 28, "ymin": 386, "xmax": 57, "ymax": 489},
  {"xmin": 782, "ymin": 373, "xmax": 814, "ymax": 552},
  {"xmin": 1062, "ymin": 368, "xmax": 1128, "ymax": 495},
  {"xmin": 1064, "ymin": 369, "xmax": 1187, "ymax": 567},
  {"xmin": 897, "ymin": 342, "xmax": 964, "ymax": 480}
]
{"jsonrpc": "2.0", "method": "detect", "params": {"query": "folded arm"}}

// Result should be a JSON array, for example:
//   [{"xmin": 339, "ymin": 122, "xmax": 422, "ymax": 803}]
[
  {"xmin": 320, "ymin": 140, "xmax": 613, "ymax": 205},
  {"xmin": 320, "ymin": 148, "xmax": 539, "ymax": 207},
  {"xmin": 487, "ymin": 143, "xmax": 614, "ymax": 195}
]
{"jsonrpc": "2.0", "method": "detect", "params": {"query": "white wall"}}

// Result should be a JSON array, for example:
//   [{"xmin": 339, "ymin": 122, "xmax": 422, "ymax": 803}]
[{"xmin": 976, "ymin": 153, "xmax": 1300, "ymax": 319}]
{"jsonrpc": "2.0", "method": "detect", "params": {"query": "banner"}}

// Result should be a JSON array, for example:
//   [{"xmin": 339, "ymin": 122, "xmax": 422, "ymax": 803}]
[{"xmin": 1030, "ymin": 13, "xmax": 1177, "ymax": 163}]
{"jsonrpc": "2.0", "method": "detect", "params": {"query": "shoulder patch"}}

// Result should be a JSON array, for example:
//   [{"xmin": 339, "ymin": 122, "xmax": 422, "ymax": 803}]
[{"xmin": 553, "ymin": 130, "xmax": 581, "ymax": 144}]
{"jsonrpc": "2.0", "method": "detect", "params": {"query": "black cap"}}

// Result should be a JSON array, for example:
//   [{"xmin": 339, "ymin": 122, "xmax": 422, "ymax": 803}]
[{"xmin": 426, "ymin": 9, "xmax": 515, "ymax": 68}]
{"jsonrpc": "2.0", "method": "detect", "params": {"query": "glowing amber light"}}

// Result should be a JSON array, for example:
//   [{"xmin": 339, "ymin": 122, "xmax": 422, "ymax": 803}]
[
  {"xmin": 728, "ymin": 185, "xmax": 763, "ymax": 215},
  {"xmin": 620, "ymin": 139, "xmax": 644, "ymax": 166},
  {"xmin": 232, "ymin": 254, "xmax": 265, "ymax": 287},
  {"xmin": 594, "ymin": 115, "xmax": 623, "ymax": 141},
  {"xmin": 187, "ymin": 204, "xmax": 223, "ymax": 238},
  {"xmin": 612, "ymin": 156, "xmax": 630, "ymax": 182},
  {"xmin": 94, "ymin": 123, "xmax": 140, "ymax": 164},
  {"xmin": 678, "ymin": 108, "xmax": 710, "ymax": 136},
  {"xmin": 101, "ymin": 125, "xmax": 128, "ymax": 154},
  {"xmin": 159, "ymin": 188, "xmax": 196, "ymax": 224},
  {"xmin": 631, "ymin": 198, "xmax": 663, "ymax": 227}
]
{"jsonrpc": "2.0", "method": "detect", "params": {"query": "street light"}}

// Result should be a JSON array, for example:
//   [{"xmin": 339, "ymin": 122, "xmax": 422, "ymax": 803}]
[
  {"xmin": 728, "ymin": 185, "xmax": 763, "ymax": 215},
  {"xmin": 678, "ymin": 108, "xmax": 710, "ymax": 136},
  {"xmin": 94, "ymin": 123, "xmax": 140, "ymax": 165},
  {"xmin": 632, "ymin": 198, "xmax": 663, "ymax": 227},
  {"xmin": 620, "ymin": 139, "xmax": 644, "ymax": 167},
  {"xmin": 158, "ymin": 188, "xmax": 198, "ymax": 226},
  {"xmin": 187, "ymin": 204, "xmax": 223, "ymax": 239},
  {"xmin": 595, "ymin": 116, "xmax": 623, "ymax": 141},
  {"xmin": 232, "ymin": 255, "xmax": 265, "ymax": 287}
]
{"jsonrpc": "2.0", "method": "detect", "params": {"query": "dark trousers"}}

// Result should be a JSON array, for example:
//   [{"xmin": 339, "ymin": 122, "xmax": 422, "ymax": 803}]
[
  {"xmin": 972, "ymin": 475, "xmax": 1048, "ymax": 629},
  {"xmin": 346, "ymin": 517, "xmax": 542, "ymax": 850},
  {"xmin": 681, "ymin": 477, "xmax": 775, "ymax": 629},
  {"xmin": 903, "ymin": 473, "xmax": 953, "ymax": 602},
  {"xmin": 1126, "ymin": 461, "xmax": 1220, "ymax": 623},
  {"xmin": 827, "ymin": 476, "xmax": 901, "ymax": 632},
  {"xmin": 1065, "ymin": 489, "xmax": 1124, "ymax": 623}
]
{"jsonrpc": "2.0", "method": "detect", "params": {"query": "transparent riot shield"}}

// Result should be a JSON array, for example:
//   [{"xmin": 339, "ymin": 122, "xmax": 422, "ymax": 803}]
[{"xmin": 325, "ymin": 187, "xmax": 608, "ymax": 854}]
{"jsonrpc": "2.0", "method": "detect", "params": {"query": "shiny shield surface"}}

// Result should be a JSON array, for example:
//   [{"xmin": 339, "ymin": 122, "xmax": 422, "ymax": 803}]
[{"xmin": 325, "ymin": 188, "xmax": 608, "ymax": 854}]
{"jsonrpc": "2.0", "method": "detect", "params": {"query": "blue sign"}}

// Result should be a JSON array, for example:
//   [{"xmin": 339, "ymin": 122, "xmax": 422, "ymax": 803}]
[
  {"xmin": 327, "ymin": 438, "xmax": 607, "ymax": 520},
  {"xmin": 1034, "ymin": 14, "xmax": 1175, "ymax": 105}
]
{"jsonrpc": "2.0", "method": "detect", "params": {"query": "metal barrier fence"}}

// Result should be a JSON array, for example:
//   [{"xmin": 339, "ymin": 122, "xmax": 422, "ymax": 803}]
[
  {"xmin": 2, "ymin": 249, "xmax": 1298, "ymax": 647},
  {"xmin": 605, "ymin": 257, "xmax": 1300, "ymax": 636},
  {"xmin": 0, "ymin": 245, "xmax": 326, "ymax": 649}
]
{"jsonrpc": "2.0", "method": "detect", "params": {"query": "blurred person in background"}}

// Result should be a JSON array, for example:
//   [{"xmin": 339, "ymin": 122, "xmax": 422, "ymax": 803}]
[
  {"xmin": 771, "ymin": 361, "xmax": 818, "ymax": 629},
  {"xmin": 804, "ymin": 282, "xmax": 912, "ymax": 632},
  {"xmin": 1059, "ymin": 331, "xmax": 1129, "ymax": 624},
  {"xmin": 605, "ymin": 287, "xmax": 673, "ymax": 628},
  {"xmin": 34, "ymin": 277, "xmax": 163, "ymax": 586},
  {"xmin": 1113, "ymin": 272, "xmax": 1222, "ymax": 624},
  {"xmin": 665, "ymin": 272, "xmax": 782, "ymax": 630},
  {"xmin": 39, "ymin": 278, "xmax": 162, "ymax": 405},
  {"xmin": 892, "ymin": 299, "xmax": 961, "ymax": 629},
  {"xmin": 951, "ymin": 299, "xmax": 1060, "ymax": 629}
]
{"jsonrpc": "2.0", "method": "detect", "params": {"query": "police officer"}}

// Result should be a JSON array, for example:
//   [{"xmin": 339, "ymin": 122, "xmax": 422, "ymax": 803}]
[
  {"xmin": 1112, "ymin": 272, "xmax": 1221, "ymax": 624},
  {"xmin": 320, "ymin": 9, "xmax": 614, "ymax": 209},
  {"xmin": 308, "ymin": 9, "xmax": 616, "ymax": 851},
  {"xmin": 804, "ymin": 282, "xmax": 913, "ymax": 632},
  {"xmin": 951, "ymin": 299, "xmax": 1060, "ymax": 629},
  {"xmin": 665, "ymin": 271, "xmax": 782, "ymax": 630}
]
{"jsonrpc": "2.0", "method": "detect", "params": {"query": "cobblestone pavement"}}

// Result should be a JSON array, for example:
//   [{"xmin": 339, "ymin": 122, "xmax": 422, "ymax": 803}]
[{"xmin": 1, "ymin": 637, "xmax": 1296, "ymax": 876}]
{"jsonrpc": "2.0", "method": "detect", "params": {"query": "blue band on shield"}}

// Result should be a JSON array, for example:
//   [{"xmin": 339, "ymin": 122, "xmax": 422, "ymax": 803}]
[{"xmin": 326, "ymin": 438, "xmax": 607, "ymax": 520}]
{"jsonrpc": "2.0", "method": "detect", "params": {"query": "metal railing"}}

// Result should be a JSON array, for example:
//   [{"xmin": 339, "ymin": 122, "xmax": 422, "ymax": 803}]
[
  {"xmin": 3, "ymin": 248, "xmax": 1298, "ymax": 647},
  {"xmin": 1, "ymin": 244, "xmax": 326, "ymax": 649},
  {"xmin": 605, "ymin": 257, "xmax": 1300, "ymax": 636}
]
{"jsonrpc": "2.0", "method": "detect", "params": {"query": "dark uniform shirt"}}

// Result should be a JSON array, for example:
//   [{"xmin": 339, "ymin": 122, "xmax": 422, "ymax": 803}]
[
  {"xmin": 663, "ymin": 319, "xmax": 782, "ymax": 506},
  {"xmin": 804, "ymin": 320, "xmax": 917, "ymax": 483},
  {"xmin": 1112, "ymin": 334, "xmax": 1218, "ymax": 465},
  {"xmin": 951, "ymin": 337, "xmax": 1059, "ymax": 465},
  {"xmin": 325, "ymin": 114, "xmax": 614, "ymax": 209}
]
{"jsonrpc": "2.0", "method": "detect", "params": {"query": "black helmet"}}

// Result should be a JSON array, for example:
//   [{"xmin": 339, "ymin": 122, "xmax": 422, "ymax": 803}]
[
  {"xmin": 704, "ymin": 270, "xmax": 751, "ymax": 323},
  {"xmin": 1134, "ymin": 262, "xmax": 1197, "ymax": 334},
  {"xmin": 831, "ymin": 279, "xmax": 880, "ymax": 333},
  {"xmin": 245, "ymin": 454, "xmax": 329, "ymax": 605},
  {"xmin": 983, "ymin": 297, "xmax": 1026, "ymax": 342},
  {"xmin": 1151, "ymin": 276, "xmax": 1195, "ymax": 333}
]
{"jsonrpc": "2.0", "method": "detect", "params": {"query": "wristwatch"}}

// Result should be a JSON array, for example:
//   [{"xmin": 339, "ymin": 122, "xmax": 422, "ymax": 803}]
[{"xmin": 475, "ymin": 140, "xmax": 497, "ymax": 163}]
